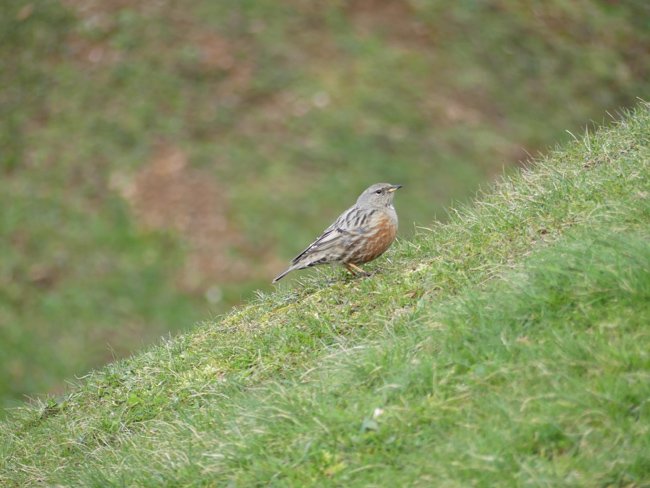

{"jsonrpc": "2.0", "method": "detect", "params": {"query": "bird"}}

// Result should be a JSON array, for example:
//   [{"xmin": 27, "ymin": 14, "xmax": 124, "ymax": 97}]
[{"xmin": 272, "ymin": 183, "xmax": 402, "ymax": 283}]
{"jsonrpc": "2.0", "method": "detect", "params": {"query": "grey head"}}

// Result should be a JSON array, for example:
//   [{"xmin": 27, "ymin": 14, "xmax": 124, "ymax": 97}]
[{"xmin": 356, "ymin": 183, "xmax": 402, "ymax": 208}]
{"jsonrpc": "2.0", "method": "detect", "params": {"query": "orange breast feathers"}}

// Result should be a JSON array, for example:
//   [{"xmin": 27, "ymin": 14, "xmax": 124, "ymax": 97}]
[{"xmin": 352, "ymin": 212, "xmax": 398, "ymax": 264}]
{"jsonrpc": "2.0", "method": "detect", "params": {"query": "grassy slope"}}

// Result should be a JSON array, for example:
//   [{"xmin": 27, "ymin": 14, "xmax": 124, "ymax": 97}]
[
  {"xmin": 1, "ymin": 105, "xmax": 648, "ymax": 486},
  {"xmin": 2, "ymin": 0, "xmax": 650, "ymax": 408}
]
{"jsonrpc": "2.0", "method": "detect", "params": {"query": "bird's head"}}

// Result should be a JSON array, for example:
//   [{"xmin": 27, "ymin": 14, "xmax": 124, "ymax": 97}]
[{"xmin": 356, "ymin": 183, "xmax": 402, "ymax": 208}]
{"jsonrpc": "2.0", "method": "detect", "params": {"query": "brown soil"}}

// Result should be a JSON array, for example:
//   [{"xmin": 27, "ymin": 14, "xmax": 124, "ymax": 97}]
[
  {"xmin": 346, "ymin": 0, "xmax": 431, "ymax": 46},
  {"xmin": 112, "ymin": 144, "xmax": 254, "ymax": 292}
]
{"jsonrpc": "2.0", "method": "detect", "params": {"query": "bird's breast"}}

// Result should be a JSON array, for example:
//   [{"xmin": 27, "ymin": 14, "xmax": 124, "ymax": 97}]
[{"xmin": 345, "ymin": 210, "xmax": 398, "ymax": 264}]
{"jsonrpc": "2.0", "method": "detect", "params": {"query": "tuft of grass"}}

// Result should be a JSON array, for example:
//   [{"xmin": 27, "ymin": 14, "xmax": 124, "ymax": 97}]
[{"xmin": 1, "ymin": 104, "xmax": 648, "ymax": 486}]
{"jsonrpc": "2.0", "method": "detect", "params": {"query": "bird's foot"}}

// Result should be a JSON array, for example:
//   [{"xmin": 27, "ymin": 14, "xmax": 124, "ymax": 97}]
[{"xmin": 344, "ymin": 263, "xmax": 372, "ymax": 279}]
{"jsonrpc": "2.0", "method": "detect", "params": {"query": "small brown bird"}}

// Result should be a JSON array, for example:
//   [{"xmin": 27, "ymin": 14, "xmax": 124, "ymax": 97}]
[{"xmin": 273, "ymin": 183, "xmax": 402, "ymax": 283}]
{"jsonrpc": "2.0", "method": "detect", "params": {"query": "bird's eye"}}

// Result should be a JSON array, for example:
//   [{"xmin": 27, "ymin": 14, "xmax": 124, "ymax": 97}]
[{"xmin": 375, "ymin": 189, "xmax": 382, "ymax": 194}]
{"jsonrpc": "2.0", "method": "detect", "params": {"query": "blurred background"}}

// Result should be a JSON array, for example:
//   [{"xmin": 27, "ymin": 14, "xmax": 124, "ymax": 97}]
[{"xmin": 1, "ymin": 0, "xmax": 649, "ymax": 411}]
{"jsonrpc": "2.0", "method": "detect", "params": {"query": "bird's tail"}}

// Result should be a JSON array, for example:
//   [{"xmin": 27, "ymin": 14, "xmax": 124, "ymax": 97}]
[
  {"xmin": 273, "ymin": 253, "xmax": 328, "ymax": 283},
  {"xmin": 272, "ymin": 267, "xmax": 294, "ymax": 283}
]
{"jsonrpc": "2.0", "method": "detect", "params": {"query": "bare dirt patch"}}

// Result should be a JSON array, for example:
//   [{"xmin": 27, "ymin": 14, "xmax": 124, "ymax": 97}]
[
  {"xmin": 112, "ymin": 144, "xmax": 255, "ymax": 292},
  {"xmin": 346, "ymin": 0, "xmax": 431, "ymax": 46}
]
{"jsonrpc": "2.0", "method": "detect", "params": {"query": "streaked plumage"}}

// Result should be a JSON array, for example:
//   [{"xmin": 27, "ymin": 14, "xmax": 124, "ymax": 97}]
[{"xmin": 273, "ymin": 183, "xmax": 402, "ymax": 283}]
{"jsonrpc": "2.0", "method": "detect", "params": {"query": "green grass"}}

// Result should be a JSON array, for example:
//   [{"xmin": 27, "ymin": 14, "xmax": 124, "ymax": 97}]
[
  {"xmin": 2, "ymin": 0, "xmax": 650, "ymax": 413},
  {"xmin": 1, "ymin": 104, "xmax": 648, "ymax": 486}
]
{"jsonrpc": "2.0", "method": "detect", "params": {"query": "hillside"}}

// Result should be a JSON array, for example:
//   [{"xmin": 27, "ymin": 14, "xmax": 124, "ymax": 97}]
[
  {"xmin": 2, "ymin": 0, "xmax": 650, "ymax": 409},
  {"xmin": 1, "ymin": 104, "xmax": 648, "ymax": 486}
]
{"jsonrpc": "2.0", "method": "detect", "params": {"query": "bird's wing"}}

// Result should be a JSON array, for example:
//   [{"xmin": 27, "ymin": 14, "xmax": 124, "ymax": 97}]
[{"xmin": 290, "ymin": 206, "xmax": 373, "ymax": 265}]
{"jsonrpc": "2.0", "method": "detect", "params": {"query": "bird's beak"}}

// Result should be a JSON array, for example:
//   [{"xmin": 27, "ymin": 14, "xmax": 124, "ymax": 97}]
[{"xmin": 387, "ymin": 184, "xmax": 403, "ymax": 193}]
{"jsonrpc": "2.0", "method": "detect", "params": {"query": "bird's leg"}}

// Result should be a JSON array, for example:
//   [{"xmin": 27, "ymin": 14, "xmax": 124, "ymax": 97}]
[{"xmin": 345, "ymin": 262, "xmax": 370, "ymax": 277}]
